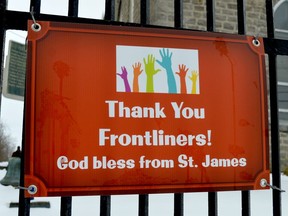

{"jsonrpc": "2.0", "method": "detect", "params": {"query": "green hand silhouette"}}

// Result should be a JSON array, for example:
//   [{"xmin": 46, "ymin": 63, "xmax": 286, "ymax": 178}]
[{"xmin": 143, "ymin": 54, "xmax": 161, "ymax": 92}]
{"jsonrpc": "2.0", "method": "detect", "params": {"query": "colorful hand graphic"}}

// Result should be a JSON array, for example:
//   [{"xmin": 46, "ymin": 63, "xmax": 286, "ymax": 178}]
[
  {"xmin": 144, "ymin": 54, "xmax": 161, "ymax": 92},
  {"xmin": 156, "ymin": 48, "xmax": 172, "ymax": 69},
  {"xmin": 117, "ymin": 66, "xmax": 131, "ymax": 92},
  {"xmin": 176, "ymin": 64, "xmax": 189, "ymax": 94},
  {"xmin": 144, "ymin": 54, "xmax": 161, "ymax": 76},
  {"xmin": 176, "ymin": 64, "xmax": 189, "ymax": 78},
  {"xmin": 189, "ymin": 70, "xmax": 199, "ymax": 94},
  {"xmin": 132, "ymin": 62, "xmax": 143, "ymax": 92},
  {"xmin": 132, "ymin": 62, "xmax": 143, "ymax": 77},
  {"xmin": 117, "ymin": 66, "xmax": 128, "ymax": 79},
  {"xmin": 156, "ymin": 48, "xmax": 177, "ymax": 93},
  {"xmin": 189, "ymin": 70, "xmax": 199, "ymax": 83}
]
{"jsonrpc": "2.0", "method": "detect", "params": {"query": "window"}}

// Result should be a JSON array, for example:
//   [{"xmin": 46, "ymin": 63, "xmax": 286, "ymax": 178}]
[{"xmin": 274, "ymin": 0, "xmax": 288, "ymax": 127}]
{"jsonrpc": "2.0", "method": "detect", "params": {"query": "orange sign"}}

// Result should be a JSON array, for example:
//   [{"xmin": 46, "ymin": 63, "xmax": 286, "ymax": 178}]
[{"xmin": 24, "ymin": 21, "xmax": 269, "ymax": 197}]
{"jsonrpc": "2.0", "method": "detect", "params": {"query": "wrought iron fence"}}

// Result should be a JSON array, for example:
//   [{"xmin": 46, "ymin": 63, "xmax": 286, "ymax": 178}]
[{"xmin": 0, "ymin": 0, "xmax": 286, "ymax": 215}]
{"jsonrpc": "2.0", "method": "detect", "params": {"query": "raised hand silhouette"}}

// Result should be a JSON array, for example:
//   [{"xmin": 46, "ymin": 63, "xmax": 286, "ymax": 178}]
[
  {"xmin": 117, "ymin": 66, "xmax": 131, "ymax": 92},
  {"xmin": 156, "ymin": 48, "xmax": 172, "ymax": 69},
  {"xmin": 132, "ymin": 62, "xmax": 143, "ymax": 92},
  {"xmin": 188, "ymin": 70, "xmax": 199, "ymax": 94},
  {"xmin": 176, "ymin": 64, "xmax": 189, "ymax": 94},
  {"xmin": 143, "ymin": 54, "xmax": 161, "ymax": 93},
  {"xmin": 156, "ymin": 48, "xmax": 177, "ymax": 93}
]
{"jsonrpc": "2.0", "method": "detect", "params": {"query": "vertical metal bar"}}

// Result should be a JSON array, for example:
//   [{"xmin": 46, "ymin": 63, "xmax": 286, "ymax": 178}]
[
  {"xmin": 207, "ymin": 1, "xmax": 217, "ymax": 214},
  {"xmin": 69, "ymin": 0, "xmax": 109, "ymax": 214},
  {"xmin": 139, "ymin": 1, "xmax": 149, "ymax": 213},
  {"xmin": 236, "ymin": 1, "xmax": 251, "ymax": 215},
  {"xmin": 100, "ymin": 0, "xmax": 115, "ymax": 216},
  {"xmin": 266, "ymin": 1, "xmax": 282, "ymax": 216},
  {"xmin": 60, "ymin": 197, "xmax": 72, "ymax": 216},
  {"xmin": 29, "ymin": 0, "xmax": 41, "ymax": 15},
  {"xmin": 18, "ymin": 196, "xmax": 31, "ymax": 216},
  {"xmin": 0, "ymin": 0, "xmax": 6, "ymax": 110},
  {"xmin": 140, "ymin": 0, "xmax": 150, "ymax": 25},
  {"xmin": 241, "ymin": 191, "xmax": 250, "ymax": 216},
  {"xmin": 268, "ymin": 52, "xmax": 281, "ymax": 216},
  {"xmin": 104, "ymin": 0, "xmax": 115, "ymax": 21},
  {"xmin": 174, "ymin": 0, "xmax": 183, "ymax": 28},
  {"xmin": 16, "ymin": 2, "xmax": 31, "ymax": 211},
  {"xmin": 237, "ymin": 0, "xmax": 245, "ymax": 35},
  {"xmin": 138, "ymin": 194, "xmax": 148, "ymax": 216},
  {"xmin": 174, "ymin": 0, "xmax": 184, "ymax": 212},
  {"xmin": 206, "ymin": 0, "xmax": 215, "ymax": 32},
  {"xmin": 174, "ymin": 193, "xmax": 183, "ymax": 216},
  {"xmin": 100, "ymin": 195, "xmax": 111, "ymax": 216},
  {"xmin": 68, "ymin": 0, "xmax": 79, "ymax": 17},
  {"xmin": 208, "ymin": 192, "xmax": 217, "ymax": 216},
  {"xmin": 18, "ymin": 122, "xmax": 31, "ymax": 216},
  {"xmin": 266, "ymin": 0, "xmax": 275, "ymax": 38}
]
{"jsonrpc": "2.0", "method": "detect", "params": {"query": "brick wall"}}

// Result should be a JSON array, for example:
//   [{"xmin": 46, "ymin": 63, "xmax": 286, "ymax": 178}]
[{"xmin": 115, "ymin": 0, "xmax": 288, "ymax": 171}]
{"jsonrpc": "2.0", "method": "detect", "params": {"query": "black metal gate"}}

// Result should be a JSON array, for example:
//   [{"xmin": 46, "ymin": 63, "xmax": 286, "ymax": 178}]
[{"xmin": 0, "ymin": 0, "xmax": 286, "ymax": 215}]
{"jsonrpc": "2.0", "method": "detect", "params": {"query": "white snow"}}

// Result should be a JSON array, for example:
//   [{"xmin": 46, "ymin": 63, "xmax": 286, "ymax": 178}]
[{"xmin": 0, "ymin": 166, "xmax": 287, "ymax": 216}]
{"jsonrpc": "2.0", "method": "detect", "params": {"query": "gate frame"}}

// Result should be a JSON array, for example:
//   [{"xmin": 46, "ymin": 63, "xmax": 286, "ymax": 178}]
[{"xmin": 0, "ymin": 0, "xmax": 285, "ymax": 215}]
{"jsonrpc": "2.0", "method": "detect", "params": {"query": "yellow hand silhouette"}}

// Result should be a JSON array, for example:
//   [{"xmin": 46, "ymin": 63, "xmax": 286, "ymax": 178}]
[
  {"xmin": 189, "ymin": 70, "xmax": 198, "ymax": 83},
  {"xmin": 189, "ymin": 70, "xmax": 199, "ymax": 94}
]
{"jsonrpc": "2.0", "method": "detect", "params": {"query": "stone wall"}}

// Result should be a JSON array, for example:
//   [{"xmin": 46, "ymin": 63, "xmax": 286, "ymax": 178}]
[
  {"xmin": 280, "ymin": 127, "xmax": 288, "ymax": 171},
  {"xmin": 114, "ymin": 0, "xmax": 288, "ymax": 171},
  {"xmin": 149, "ymin": 0, "xmax": 270, "ymax": 36},
  {"xmin": 116, "ymin": 0, "xmax": 281, "ymax": 36}
]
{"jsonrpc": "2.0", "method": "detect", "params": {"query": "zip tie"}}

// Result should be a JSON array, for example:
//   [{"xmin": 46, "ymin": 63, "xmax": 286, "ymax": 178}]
[
  {"xmin": 15, "ymin": 185, "xmax": 38, "ymax": 195},
  {"xmin": 260, "ymin": 179, "xmax": 286, "ymax": 192},
  {"xmin": 30, "ymin": 7, "xmax": 41, "ymax": 32}
]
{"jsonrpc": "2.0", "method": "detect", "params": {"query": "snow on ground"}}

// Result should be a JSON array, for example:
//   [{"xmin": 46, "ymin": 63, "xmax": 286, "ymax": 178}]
[{"xmin": 0, "ymin": 166, "xmax": 287, "ymax": 216}]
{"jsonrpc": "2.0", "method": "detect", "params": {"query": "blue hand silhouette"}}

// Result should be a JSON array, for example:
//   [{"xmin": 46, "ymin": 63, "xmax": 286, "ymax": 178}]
[{"xmin": 156, "ymin": 48, "xmax": 177, "ymax": 93}]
